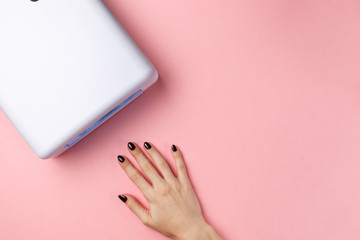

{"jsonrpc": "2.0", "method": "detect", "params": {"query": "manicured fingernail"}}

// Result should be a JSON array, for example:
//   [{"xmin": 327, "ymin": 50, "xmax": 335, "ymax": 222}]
[
  {"xmin": 118, "ymin": 195, "xmax": 127, "ymax": 203},
  {"xmin": 117, "ymin": 155, "xmax": 125, "ymax": 163},
  {"xmin": 128, "ymin": 142, "xmax": 135, "ymax": 150},
  {"xmin": 144, "ymin": 142, "xmax": 151, "ymax": 149},
  {"xmin": 171, "ymin": 144, "xmax": 177, "ymax": 152}
]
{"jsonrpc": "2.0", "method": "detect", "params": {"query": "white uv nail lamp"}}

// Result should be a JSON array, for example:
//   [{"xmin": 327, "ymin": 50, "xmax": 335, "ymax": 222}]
[{"xmin": 0, "ymin": 0, "xmax": 158, "ymax": 159}]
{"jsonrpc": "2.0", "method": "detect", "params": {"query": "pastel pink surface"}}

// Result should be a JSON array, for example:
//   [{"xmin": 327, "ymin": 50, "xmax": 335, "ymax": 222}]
[{"xmin": 1, "ymin": 0, "xmax": 360, "ymax": 239}]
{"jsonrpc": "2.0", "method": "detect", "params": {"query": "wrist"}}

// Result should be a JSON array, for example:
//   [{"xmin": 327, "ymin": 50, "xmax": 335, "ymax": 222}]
[{"xmin": 175, "ymin": 220, "xmax": 221, "ymax": 240}]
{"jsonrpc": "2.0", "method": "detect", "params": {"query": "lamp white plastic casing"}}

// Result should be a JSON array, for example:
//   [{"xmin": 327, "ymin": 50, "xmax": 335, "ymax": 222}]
[{"xmin": 0, "ymin": 0, "xmax": 158, "ymax": 159}]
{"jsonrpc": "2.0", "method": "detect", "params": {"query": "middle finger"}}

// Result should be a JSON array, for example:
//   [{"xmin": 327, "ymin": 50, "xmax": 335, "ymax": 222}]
[{"xmin": 127, "ymin": 142, "xmax": 163, "ymax": 184}]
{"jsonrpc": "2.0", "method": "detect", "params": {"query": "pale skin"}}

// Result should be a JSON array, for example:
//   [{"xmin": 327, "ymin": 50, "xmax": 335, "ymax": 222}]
[{"xmin": 117, "ymin": 142, "xmax": 222, "ymax": 240}]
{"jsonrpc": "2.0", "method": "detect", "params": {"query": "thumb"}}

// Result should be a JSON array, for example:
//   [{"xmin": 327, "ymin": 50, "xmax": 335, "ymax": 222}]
[{"xmin": 118, "ymin": 194, "xmax": 150, "ymax": 225}]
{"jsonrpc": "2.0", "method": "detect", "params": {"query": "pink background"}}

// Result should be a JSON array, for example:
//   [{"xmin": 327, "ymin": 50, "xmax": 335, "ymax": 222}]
[{"xmin": 1, "ymin": 0, "xmax": 360, "ymax": 239}]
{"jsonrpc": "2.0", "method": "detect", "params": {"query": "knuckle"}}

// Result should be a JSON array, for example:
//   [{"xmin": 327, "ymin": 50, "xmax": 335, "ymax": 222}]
[
  {"xmin": 142, "ymin": 162, "xmax": 153, "ymax": 172},
  {"xmin": 144, "ymin": 189, "xmax": 155, "ymax": 200},
  {"xmin": 157, "ymin": 183, "xmax": 171, "ymax": 196},
  {"xmin": 177, "ymin": 162, "xmax": 186, "ymax": 172},
  {"xmin": 143, "ymin": 191, "xmax": 152, "ymax": 200},
  {"xmin": 177, "ymin": 164, "xmax": 186, "ymax": 172},
  {"xmin": 182, "ymin": 181, "xmax": 194, "ymax": 194},
  {"xmin": 171, "ymin": 181, "xmax": 181, "ymax": 192},
  {"xmin": 158, "ymin": 161, "xmax": 169, "ymax": 170},
  {"xmin": 129, "ymin": 171, "xmax": 141, "ymax": 182},
  {"xmin": 183, "ymin": 184, "xmax": 191, "ymax": 193}
]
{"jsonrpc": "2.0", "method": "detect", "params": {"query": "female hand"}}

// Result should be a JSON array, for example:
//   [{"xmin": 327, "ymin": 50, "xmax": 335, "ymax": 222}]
[{"xmin": 117, "ymin": 142, "xmax": 222, "ymax": 240}]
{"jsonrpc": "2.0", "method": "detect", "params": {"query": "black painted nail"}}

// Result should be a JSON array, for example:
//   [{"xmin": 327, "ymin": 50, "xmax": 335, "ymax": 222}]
[
  {"xmin": 118, "ymin": 195, "xmax": 127, "ymax": 203},
  {"xmin": 128, "ymin": 142, "xmax": 135, "ymax": 150},
  {"xmin": 171, "ymin": 144, "xmax": 177, "ymax": 152},
  {"xmin": 144, "ymin": 142, "xmax": 151, "ymax": 149},
  {"xmin": 117, "ymin": 155, "xmax": 125, "ymax": 163}
]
